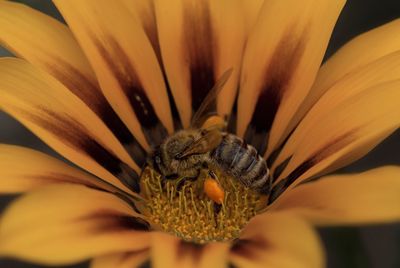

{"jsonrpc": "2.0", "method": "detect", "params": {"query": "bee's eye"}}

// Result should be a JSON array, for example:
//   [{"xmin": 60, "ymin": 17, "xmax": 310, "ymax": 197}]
[{"xmin": 155, "ymin": 156, "xmax": 161, "ymax": 164}]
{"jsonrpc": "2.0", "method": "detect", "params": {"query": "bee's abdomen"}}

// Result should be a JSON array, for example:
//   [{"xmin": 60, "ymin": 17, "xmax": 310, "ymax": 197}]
[{"xmin": 211, "ymin": 133, "xmax": 271, "ymax": 193}]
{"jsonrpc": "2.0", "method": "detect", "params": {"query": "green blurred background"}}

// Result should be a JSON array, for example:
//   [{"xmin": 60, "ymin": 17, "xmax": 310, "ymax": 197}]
[{"xmin": 0, "ymin": 0, "xmax": 399, "ymax": 267}]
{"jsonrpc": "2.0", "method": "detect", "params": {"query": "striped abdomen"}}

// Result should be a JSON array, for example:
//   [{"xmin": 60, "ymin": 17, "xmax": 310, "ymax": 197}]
[{"xmin": 210, "ymin": 133, "xmax": 271, "ymax": 194}]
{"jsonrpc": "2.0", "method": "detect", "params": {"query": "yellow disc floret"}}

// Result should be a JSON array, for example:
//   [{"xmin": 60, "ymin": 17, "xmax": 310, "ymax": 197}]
[{"xmin": 140, "ymin": 167, "xmax": 264, "ymax": 244}]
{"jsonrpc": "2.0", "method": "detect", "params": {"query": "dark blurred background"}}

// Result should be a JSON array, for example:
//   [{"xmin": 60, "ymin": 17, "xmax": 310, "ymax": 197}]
[{"xmin": 0, "ymin": 0, "xmax": 399, "ymax": 267}]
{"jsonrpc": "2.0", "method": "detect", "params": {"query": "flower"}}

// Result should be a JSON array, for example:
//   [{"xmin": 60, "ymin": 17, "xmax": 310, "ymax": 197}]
[{"xmin": 0, "ymin": 0, "xmax": 400, "ymax": 267}]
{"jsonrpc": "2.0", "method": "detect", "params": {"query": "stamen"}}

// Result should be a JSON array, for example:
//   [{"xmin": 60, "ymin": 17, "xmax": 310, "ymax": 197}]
[{"xmin": 140, "ymin": 167, "xmax": 263, "ymax": 244}]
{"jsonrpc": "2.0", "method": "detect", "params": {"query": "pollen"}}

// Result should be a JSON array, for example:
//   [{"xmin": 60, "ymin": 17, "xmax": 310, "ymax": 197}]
[
  {"xmin": 140, "ymin": 167, "xmax": 264, "ymax": 244},
  {"xmin": 203, "ymin": 177, "xmax": 224, "ymax": 204}
]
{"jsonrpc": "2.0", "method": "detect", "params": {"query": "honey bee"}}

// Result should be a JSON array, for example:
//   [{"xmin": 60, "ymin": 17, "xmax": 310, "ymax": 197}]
[{"xmin": 147, "ymin": 69, "xmax": 271, "ymax": 198}]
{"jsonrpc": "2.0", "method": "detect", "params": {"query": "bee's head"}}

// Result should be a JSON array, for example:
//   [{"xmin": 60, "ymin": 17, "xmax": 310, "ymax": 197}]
[
  {"xmin": 148, "ymin": 130, "xmax": 198, "ymax": 176},
  {"xmin": 164, "ymin": 130, "xmax": 197, "ymax": 160}
]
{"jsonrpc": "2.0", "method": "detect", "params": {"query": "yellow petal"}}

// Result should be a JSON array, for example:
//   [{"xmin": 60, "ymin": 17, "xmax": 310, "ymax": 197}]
[
  {"xmin": 151, "ymin": 232, "xmax": 229, "ymax": 268},
  {"xmin": 0, "ymin": 144, "xmax": 115, "ymax": 193},
  {"xmin": 0, "ymin": 184, "xmax": 150, "ymax": 265},
  {"xmin": 271, "ymin": 166, "xmax": 400, "ymax": 226},
  {"xmin": 91, "ymin": 250, "xmax": 150, "ymax": 268},
  {"xmin": 273, "ymin": 50, "xmax": 400, "ymax": 175},
  {"xmin": 229, "ymin": 212, "xmax": 323, "ymax": 268},
  {"xmin": 120, "ymin": 0, "xmax": 159, "ymax": 56},
  {"xmin": 0, "ymin": 1, "xmax": 147, "ymax": 165},
  {"xmin": 54, "ymin": 0, "xmax": 173, "ymax": 147},
  {"xmin": 120, "ymin": 0, "xmax": 183, "ymax": 130},
  {"xmin": 237, "ymin": 0, "xmax": 345, "ymax": 155},
  {"xmin": 270, "ymin": 80, "xmax": 400, "ymax": 200},
  {"xmin": 154, "ymin": 0, "xmax": 246, "ymax": 127},
  {"xmin": 240, "ymin": 0, "xmax": 264, "ymax": 34},
  {"xmin": 287, "ymin": 19, "xmax": 400, "ymax": 144},
  {"xmin": 0, "ymin": 58, "xmax": 141, "ymax": 194}
]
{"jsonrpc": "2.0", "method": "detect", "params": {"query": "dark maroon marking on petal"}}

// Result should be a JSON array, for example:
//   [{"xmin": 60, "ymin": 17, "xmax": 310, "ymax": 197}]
[
  {"xmin": 228, "ymin": 262, "xmax": 238, "ymax": 268},
  {"xmin": 165, "ymin": 76, "xmax": 184, "ymax": 131},
  {"xmin": 44, "ymin": 58, "xmax": 148, "ymax": 167},
  {"xmin": 267, "ymin": 178, "xmax": 288, "ymax": 204},
  {"xmin": 158, "ymin": 64, "xmax": 184, "ymax": 131},
  {"xmin": 138, "ymin": 0, "xmax": 162, "ymax": 62},
  {"xmin": 31, "ymin": 174, "xmax": 143, "ymax": 213},
  {"xmin": 41, "ymin": 173, "xmax": 143, "ymax": 213},
  {"xmin": 267, "ymin": 128, "xmax": 294, "ymax": 168},
  {"xmin": 137, "ymin": 2, "xmax": 183, "ymax": 130},
  {"xmin": 268, "ymin": 130, "xmax": 358, "ymax": 204},
  {"xmin": 113, "ymin": 248, "xmax": 149, "ymax": 265},
  {"xmin": 114, "ymin": 192, "xmax": 141, "ymax": 214},
  {"xmin": 26, "ymin": 107, "xmax": 142, "ymax": 193},
  {"xmin": 183, "ymin": 2, "xmax": 216, "ymax": 118},
  {"xmin": 28, "ymin": 173, "xmax": 100, "ymax": 189},
  {"xmin": 113, "ymin": 216, "xmax": 150, "ymax": 231},
  {"xmin": 92, "ymin": 36, "xmax": 168, "ymax": 147},
  {"xmin": 227, "ymin": 94, "xmax": 239, "ymax": 134},
  {"xmin": 230, "ymin": 237, "xmax": 270, "ymax": 260},
  {"xmin": 177, "ymin": 241, "xmax": 205, "ymax": 264},
  {"xmin": 114, "ymin": 249, "xmax": 150, "ymax": 267},
  {"xmin": 244, "ymin": 32, "xmax": 307, "ymax": 155},
  {"xmin": 79, "ymin": 210, "xmax": 150, "ymax": 233},
  {"xmin": 271, "ymin": 157, "xmax": 291, "ymax": 182},
  {"xmin": 138, "ymin": 259, "xmax": 151, "ymax": 268}
]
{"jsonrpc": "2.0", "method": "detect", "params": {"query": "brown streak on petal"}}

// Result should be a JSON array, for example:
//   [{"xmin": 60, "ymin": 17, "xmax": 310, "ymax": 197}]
[
  {"xmin": 117, "ymin": 249, "xmax": 150, "ymax": 266},
  {"xmin": 134, "ymin": 2, "xmax": 183, "ymax": 130},
  {"xmin": 272, "ymin": 157, "xmax": 291, "ymax": 181},
  {"xmin": 25, "ymin": 107, "xmax": 141, "ymax": 193},
  {"xmin": 114, "ymin": 192, "xmax": 142, "ymax": 214},
  {"xmin": 176, "ymin": 240, "xmax": 205, "ymax": 264},
  {"xmin": 92, "ymin": 35, "xmax": 168, "ymax": 147},
  {"xmin": 43, "ymin": 57, "xmax": 148, "ymax": 166},
  {"xmin": 28, "ymin": 173, "xmax": 99, "ymax": 189},
  {"xmin": 138, "ymin": 259, "xmax": 152, "ymax": 268},
  {"xmin": 230, "ymin": 238, "xmax": 270, "ymax": 260},
  {"xmin": 28, "ymin": 174, "xmax": 142, "ymax": 213},
  {"xmin": 137, "ymin": 0, "xmax": 162, "ymax": 62},
  {"xmin": 244, "ymin": 30, "xmax": 307, "ymax": 155},
  {"xmin": 228, "ymin": 262, "xmax": 238, "ymax": 268},
  {"xmin": 268, "ymin": 129, "xmax": 359, "ymax": 204},
  {"xmin": 77, "ymin": 209, "xmax": 150, "ymax": 233},
  {"xmin": 183, "ymin": 1, "xmax": 216, "ymax": 117}
]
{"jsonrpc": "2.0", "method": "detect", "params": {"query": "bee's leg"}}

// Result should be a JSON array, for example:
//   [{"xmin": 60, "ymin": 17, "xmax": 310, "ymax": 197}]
[
  {"xmin": 158, "ymin": 174, "xmax": 179, "ymax": 190},
  {"xmin": 186, "ymin": 169, "xmax": 201, "ymax": 181},
  {"xmin": 207, "ymin": 169, "xmax": 223, "ymax": 185},
  {"xmin": 202, "ymin": 161, "xmax": 209, "ymax": 169},
  {"xmin": 214, "ymin": 203, "xmax": 222, "ymax": 215},
  {"xmin": 165, "ymin": 174, "xmax": 179, "ymax": 180},
  {"xmin": 175, "ymin": 169, "xmax": 201, "ymax": 191},
  {"xmin": 208, "ymin": 170, "xmax": 217, "ymax": 179}
]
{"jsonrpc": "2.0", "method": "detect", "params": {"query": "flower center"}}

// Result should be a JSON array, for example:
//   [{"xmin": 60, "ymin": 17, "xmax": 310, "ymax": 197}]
[{"xmin": 140, "ymin": 167, "xmax": 265, "ymax": 244}]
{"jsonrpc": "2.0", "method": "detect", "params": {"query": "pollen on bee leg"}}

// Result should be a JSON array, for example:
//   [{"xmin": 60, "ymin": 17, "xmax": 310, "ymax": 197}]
[
  {"xmin": 140, "ymin": 166, "xmax": 263, "ymax": 244},
  {"xmin": 204, "ymin": 177, "xmax": 224, "ymax": 204}
]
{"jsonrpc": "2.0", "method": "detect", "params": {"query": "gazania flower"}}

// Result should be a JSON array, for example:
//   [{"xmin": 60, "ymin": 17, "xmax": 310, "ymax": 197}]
[{"xmin": 0, "ymin": 0, "xmax": 400, "ymax": 267}]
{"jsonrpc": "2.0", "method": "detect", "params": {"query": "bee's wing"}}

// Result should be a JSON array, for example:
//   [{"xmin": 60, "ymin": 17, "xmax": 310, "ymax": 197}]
[
  {"xmin": 176, "ymin": 128, "xmax": 223, "ymax": 159},
  {"xmin": 191, "ymin": 68, "xmax": 233, "ymax": 128}
]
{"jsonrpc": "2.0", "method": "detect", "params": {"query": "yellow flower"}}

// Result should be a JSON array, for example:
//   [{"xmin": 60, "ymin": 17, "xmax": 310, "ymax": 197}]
[{"xmin": 0, "ymin": 0, "xmax": 400, "ymax": 267}]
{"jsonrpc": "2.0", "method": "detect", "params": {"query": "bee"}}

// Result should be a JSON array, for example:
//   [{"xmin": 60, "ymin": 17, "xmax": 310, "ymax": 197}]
[{"xmin": 147, "ymin": 69, "xmax": 271, "ymax": 199}]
